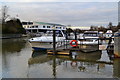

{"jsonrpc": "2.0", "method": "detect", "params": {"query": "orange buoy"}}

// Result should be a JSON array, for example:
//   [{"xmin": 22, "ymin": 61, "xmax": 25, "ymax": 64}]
[{"xmin": 70, "ymin": 40, "xmax": 78, "ymax": 47}]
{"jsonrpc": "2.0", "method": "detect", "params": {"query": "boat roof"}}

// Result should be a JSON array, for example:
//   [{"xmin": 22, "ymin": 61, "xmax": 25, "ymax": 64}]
[
  {"xmin": 84, "ymin": 31, "xmax": 98, "ymax": 34},
  {"xmin": 106, "ymin": 30, "xmax": 113, "ymax": 33}
]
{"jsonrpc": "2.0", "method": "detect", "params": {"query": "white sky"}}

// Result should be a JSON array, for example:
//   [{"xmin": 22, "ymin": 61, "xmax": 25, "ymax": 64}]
[
  {"xmin": 0, "ymin": 1, "xmax": 119, "ymax": 26},
  {"xmin": 0, "ymin": 0, "xmax": 120, "ymax": 2}
]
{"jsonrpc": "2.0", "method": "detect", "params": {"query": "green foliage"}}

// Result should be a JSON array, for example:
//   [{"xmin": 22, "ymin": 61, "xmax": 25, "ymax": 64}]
[
  {"xmin": 2, "ymin": 18, "xmax": 26, "ymax": 34},
  {"xmin": 66, "ymin": 28, "xmax": 73, "ymax": 33},
  {"xmin": 98, "ymin": 26, "xmax": 107, "ymax": 33},
  {"xmin": 74, "ymin": 29, "xmax": 83, "ymax": 33},
  {"xmin": 117, "ymin": 22, "xmax": 120, "ymax": 29}
]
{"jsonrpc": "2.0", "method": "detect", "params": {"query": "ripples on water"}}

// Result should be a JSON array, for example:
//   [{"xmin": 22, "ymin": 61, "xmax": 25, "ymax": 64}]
[{"xmin": 2, "ymin": 38, "xmax": 120, "ymax": 78}]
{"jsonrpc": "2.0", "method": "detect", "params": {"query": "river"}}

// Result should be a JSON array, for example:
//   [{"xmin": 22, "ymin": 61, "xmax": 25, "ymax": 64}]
[{"xmin": 1, "ymin": 38, "xmax": 120, "ymax": 78}]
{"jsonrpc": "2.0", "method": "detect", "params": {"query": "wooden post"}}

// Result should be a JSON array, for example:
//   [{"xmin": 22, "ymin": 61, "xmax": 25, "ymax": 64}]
[
  {"xmin": 75, "ymin": 31, "xmax": 77, "ymax": 40},
  {"xmin": 53, "ymin": 25, "xmax": 56, "ymax": 55},
  {"xmin": 98, "ymin": 31, "xmax": 99, "ymax": 50}
]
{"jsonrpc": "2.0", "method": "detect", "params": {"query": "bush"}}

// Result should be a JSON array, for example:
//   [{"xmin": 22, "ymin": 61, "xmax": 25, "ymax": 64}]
[{"xmin": 2, "ymin": 18, "xmax": 26, "ymax": 34}]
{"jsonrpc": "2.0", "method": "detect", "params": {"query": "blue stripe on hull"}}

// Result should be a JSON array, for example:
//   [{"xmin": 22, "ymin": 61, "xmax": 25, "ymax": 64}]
[{"xmin": 32, "ymin": 47, "xmax": 52, "ymax": 51}]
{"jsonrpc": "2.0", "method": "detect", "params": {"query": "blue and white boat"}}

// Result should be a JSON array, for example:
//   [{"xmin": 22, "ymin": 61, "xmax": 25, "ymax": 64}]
[{"xmin": 29, "ymin": 30, "xmax": 66, "ymax": 50}]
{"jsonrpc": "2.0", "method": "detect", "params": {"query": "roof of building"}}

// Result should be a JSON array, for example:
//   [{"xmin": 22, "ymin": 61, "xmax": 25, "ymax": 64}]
[
  {"xmin": 34, "ymin": 22, "xmax": 65, "ymax": 26},
  {"xmin": 67, "ymin": 26, "xmax": 90, "ymax": 30}
]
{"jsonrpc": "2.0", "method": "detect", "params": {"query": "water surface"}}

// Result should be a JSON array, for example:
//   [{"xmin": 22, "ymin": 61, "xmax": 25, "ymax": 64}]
[{"xmin": 2, "ymin": 38, "xmax": 120, "ymax": 78}]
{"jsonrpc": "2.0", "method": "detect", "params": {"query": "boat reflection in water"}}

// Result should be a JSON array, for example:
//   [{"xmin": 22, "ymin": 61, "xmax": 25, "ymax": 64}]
[
  {"xmin": 28, "ymin": 50, "xmax": 112, "ymax": 78},
  {"xmin": 28, "ymin": 49, "xmax": 120, "ymax": 78},
  {"xmin": 71, "ymin": 50, "xmax": 102, "ymax": 61},
  {"xmin": 29, "ymin": 50, "xmax": 102, "ymax": 64},
  {"xmin": 28, "ymin": 50, "xmax": 52, "ymax": 65},
  {"xmin": 78, "ymin": 44, "xmax": 99, "ymax": 53}
]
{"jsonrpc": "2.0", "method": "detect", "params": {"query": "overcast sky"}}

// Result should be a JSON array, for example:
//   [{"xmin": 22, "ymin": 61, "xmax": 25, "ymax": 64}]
[{"xmin": 0, "ymin": 1, "xmax": 119, "ymax": 26}]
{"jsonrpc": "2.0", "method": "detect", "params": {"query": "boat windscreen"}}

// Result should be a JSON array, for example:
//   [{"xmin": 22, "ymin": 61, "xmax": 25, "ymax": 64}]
[
  {"xmin": 84, "ymin": 33, "xmax": 98, "ymax": 37},
  {"xmin": 44, "ymin": 30, "xmax": 63, "ymax": 37}
]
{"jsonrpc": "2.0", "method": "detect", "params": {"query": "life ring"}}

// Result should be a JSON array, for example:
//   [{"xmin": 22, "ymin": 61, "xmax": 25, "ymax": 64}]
[
  {"xmin": 70, "ymin": 40, "xmax": 78, "ymax": 47},
  {"xmin": 70, "ymin": 61, "xmax": 77, "ymax": 67}
]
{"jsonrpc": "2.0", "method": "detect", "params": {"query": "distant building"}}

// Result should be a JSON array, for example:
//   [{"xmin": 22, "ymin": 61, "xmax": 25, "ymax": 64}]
[
  {"xmin": 67, "ymin": 26, "xmax": 91, "ymax": 30},
  {"xmin": 22, "ymin": 21, "xmax": 66, "ymax": 33}
]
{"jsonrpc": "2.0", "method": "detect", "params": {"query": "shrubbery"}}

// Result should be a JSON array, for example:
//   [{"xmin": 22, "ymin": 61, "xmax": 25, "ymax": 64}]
[{"xmin": 2, "ymin": 18, "xmax": 26, "ymax": 34}]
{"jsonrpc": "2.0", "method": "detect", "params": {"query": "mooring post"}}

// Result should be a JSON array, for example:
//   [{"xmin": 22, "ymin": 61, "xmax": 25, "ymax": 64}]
[
  {"xmin": 114, "ymin": 29, "xmax": 120, "ymax": 58},
  {"xmin": 98, "ymin": 31, "xmax": 99, "ymax": 50},
  {"xmin": 53, "ymin": 25, "xmax": 56, "ymax": 55},
  {"xmin": 74, "ymin": 31, "xmax": 77, "ymax": 40}
]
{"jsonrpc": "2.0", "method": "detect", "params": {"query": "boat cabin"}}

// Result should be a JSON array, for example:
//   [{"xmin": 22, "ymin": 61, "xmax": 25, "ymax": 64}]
[{"xmin": 83, "ymin": 31, "xmax": 99, "ymax": 39}]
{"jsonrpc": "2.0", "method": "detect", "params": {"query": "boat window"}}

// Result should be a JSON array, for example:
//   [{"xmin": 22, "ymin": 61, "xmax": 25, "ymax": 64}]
[
  {"xmin": 35, "ymin": 26, "xmax": 38, "ymax": 28},
  {"xmin": 28, "ymin": 22, "xmax": 33, "ymax": 25},
  {"xmin": 43, "ymin": 26, "xmax": 45, "ymax": 28},
  {"xmin": 32, "ymin": 26, "xmax": 34, "ymax": 28},
  {"xmin": 44, "ymin": 30, "xmax": 64, "ymax": 37},
  {"xmin": 84, "ymin": 33, "xmax": 98, "ymax": 37},
  {"xmin": 47, "ymin": 26, "xmax": 50, "ymax": 28},
  {"xmin": 57, "ymin": 33, "xmax": 63, "ymax": 37},
  {"xmin": 22, "ymin": 22, "xmax": 27, "ymax": 25}
]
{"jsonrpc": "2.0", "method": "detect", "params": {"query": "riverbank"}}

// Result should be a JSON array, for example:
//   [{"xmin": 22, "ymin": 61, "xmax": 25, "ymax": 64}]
[{"xmin": 1, "ymin": 34, "xmax": 23, "ymax": 39}]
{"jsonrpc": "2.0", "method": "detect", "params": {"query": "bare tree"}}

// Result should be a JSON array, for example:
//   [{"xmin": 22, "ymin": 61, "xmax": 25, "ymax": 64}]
[
  {"xmin": 108, "ymin": 22, "xmax": 113, "ymax": 29},
  {"xmin": 2, "ymin": 5, "xmax": 9, "ymax": 24}
]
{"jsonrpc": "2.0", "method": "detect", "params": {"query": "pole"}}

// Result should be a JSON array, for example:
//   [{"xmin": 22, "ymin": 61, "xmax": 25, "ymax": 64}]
[
  {"xmin": 53, "ymin": 25, "xmax": 56, "ymax": 55},
  {"xmin": 98, "ymin": 31, "xmax": 99, "ymax": 50},
  {"xmin": 52, "ymin": 56, "xmax": 56, "ymax": 78},
  {"xmin": 75, "ymin": 31, "xmax": 77, "ymax": 40}
]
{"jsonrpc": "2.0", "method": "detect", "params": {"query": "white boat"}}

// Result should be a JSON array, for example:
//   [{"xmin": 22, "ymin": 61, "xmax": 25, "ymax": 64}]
[
  {"xmin": 78, "ymin": 31, "xmax": 101, "ymax": 45},
  {"xmin": 69, "ymin": 31, "xmax": 102, "ymax": 48},
  {"xmin": 105, "ymin": 30, "xmax": 113, "ymax": 38},
  {"xmin": 78, "ymin": 39, "xmax": 100, "ymax": 45},
  {"xmin": 29, "ymin": 30, "xmax": 66, "ymax": 50},
  {"xmin": 82, "ymin": 31, "xmax": 99, "ymax": 39}
]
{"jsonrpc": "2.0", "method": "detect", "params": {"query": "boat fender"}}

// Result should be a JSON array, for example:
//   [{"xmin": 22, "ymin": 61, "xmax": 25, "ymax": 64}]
[
  {"xmin": 70, "ymin": 40, "xmax": 78, "ymax": 47},
  {"xmin": 71, "ymin": 61, "xmax": 77, "ymax": 67}
]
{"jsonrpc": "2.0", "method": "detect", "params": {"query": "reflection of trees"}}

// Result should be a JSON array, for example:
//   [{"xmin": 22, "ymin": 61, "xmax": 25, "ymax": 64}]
[
  {"xmin": 107, "ymin": 50, "xmax": 114, "ymax": 61},
  {"xmin": 2, "ymin": 38, "xmax": 26, "ymax": 53}
]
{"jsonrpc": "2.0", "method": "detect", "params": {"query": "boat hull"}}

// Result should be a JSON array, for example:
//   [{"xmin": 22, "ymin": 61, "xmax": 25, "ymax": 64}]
[{"xmin": 29, "ymin": 41, "xmax": 64, "ymax": 50}]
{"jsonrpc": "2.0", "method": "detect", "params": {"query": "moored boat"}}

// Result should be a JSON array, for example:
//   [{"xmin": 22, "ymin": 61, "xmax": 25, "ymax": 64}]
[
  {"xmin": 83, "ymin": 31, "xmax": 99, "ymax": 39},
  {"xmin": 29, "ymin": 30, "xmax": 66, "ymax": 50}
]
